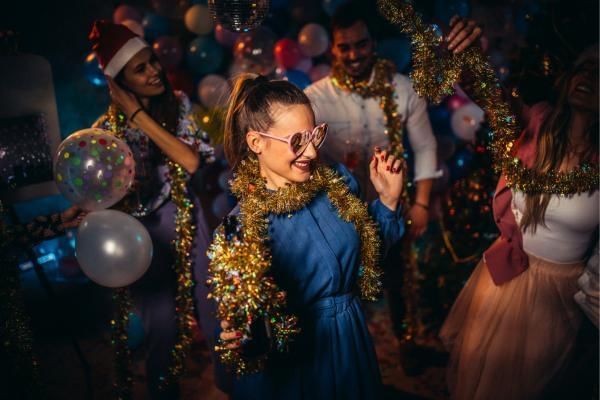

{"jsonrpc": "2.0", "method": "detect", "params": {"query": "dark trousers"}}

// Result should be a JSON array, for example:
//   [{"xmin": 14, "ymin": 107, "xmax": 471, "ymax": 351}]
[
  {"xmin": 132, "ymin": 194, "xmax": 214, "ymax": 399},
  {"xmin": 382, "ymin": 240, "xmax": 406, "ymax": 338}
]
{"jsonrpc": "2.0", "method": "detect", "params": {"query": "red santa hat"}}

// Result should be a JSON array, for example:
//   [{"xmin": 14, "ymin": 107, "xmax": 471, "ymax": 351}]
[{"xmin": 89, "ymin": 20, "xmax": 149, "ymax": 78}]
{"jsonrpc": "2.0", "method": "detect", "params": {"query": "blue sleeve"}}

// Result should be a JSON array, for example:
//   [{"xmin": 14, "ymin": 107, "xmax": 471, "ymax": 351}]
[
  {"xmin": 331, "ymin": 163, "xmax": 405, "ymax": 256},
  {"xmin": 368, "ymin": 199, "xmax": 405, "ymax": 257}
]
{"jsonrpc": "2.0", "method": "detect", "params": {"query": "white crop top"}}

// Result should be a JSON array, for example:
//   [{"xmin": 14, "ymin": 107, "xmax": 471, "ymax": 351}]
[{"xmin": 511, "ymin": 190, "xmax": 599, "ymax": 264}]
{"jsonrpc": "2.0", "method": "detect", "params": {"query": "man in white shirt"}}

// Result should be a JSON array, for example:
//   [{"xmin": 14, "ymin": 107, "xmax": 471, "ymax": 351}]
[
  {"xmin": 305, "ymin": 3, "xmax": 483, "ymax": 348},
  {"xmin": 305, "ymin": 4, "xmax": 438, "ymax": 238}
]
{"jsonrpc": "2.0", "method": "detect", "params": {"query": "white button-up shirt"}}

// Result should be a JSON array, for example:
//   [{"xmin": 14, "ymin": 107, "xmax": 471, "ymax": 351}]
[{"xmin": 305, "ymin": 72, "xmax": 439, "ymax": 200}]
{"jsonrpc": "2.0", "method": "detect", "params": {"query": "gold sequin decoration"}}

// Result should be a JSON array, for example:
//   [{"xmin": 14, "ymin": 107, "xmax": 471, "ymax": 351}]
[
  {"xmin": 207, "ymin": 157, "xmax": 383, "ymax": 374},
  {"xmin": 106, "ymin": 104, "xmax": 197, "ymax": 397},
  {"xmin": 331, "ymin": 59, "xmax": 405, "ymax": 157}
]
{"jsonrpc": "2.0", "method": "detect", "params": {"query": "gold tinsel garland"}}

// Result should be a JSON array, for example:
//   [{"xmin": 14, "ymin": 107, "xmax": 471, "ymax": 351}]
[
  {"xmin": 165, "ymin": 159, "xmax": 196, "ymax": 383},
  {"xmin": 207, "ymin": 225, "xmax": 297, "ymax": 374},
  {"xmin": 331, "ymin": 58, "xmax": 405, "ymax": 157},
  {"xmin": 207, "ymin": 158, "xmax": 382, "ymax": 374},
  {"xmin": 377, "ymin": 0, "xmax": 599, "ymax": 196},
  {"xmin": 106, "ymin": 105, "xmax": 196, "ymax": 397},
  {"xmin": 111, "ymin": 288, "xmax": 133, "ymax": 399}
]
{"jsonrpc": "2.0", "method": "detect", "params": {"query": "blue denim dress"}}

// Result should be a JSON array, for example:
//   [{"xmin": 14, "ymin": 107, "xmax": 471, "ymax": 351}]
[{"xmin": 217, "ymin": 165, "xmax": 405, "ymax": 400}]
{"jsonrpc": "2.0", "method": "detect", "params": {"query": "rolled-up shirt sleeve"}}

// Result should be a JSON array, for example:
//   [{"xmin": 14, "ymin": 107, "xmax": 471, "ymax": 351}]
[{"xmin": 404, "ymin": 82, "xmax": 440, "ymax": 181}]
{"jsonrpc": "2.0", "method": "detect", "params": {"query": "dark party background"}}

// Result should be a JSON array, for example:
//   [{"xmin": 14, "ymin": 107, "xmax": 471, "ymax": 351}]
[{"xmin": 1, "ymin": 0, "xmax": 597, "ymax": 399}]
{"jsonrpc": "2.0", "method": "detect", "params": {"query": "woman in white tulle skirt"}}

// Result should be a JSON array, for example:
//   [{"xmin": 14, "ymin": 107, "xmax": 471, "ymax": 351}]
[{"xmin": 441, "ymin": 47, "xmax": 599, "ymax": 400}]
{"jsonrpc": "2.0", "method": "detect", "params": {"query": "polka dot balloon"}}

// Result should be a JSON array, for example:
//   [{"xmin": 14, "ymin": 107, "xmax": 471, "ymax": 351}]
[{"xmin": 54, "ymin": 128, "xmax": 135, "ymax": 211}]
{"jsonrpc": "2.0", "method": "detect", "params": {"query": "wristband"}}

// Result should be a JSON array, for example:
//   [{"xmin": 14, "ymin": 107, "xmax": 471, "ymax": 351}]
[
  {"xmin": 129, "ymin": 107, "xmax": 143, "ymax": 123},
  {"xmin": 414, "ymin": 201, "xmax": 429, "ymax": 210}
]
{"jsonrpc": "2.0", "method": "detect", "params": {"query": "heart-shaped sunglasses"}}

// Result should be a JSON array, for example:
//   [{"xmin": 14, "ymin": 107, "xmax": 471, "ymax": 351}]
[{"xmin": 253, "ymin": 123, "xmax": 328, "ymax": 156}]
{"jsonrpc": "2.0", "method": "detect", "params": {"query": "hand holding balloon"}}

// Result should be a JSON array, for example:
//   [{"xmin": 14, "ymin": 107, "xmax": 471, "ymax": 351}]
[{"xmin": 59, "ymin": 206, "xmax": 88, "ymax": 230}]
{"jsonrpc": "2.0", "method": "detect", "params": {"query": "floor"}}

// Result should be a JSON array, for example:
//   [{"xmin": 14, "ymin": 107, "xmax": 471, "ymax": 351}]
[{"xmin": 21, "ymin": 264, "xmax": 450, "ymax": 400}]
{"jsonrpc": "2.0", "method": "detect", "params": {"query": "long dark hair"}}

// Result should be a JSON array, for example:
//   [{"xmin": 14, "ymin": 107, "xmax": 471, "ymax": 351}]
[
  {"xmin": 114, "ymin": 67, "xmax": 180, "ymax": 166},
  {"xmin": 224, "ymin": 74, "xmax": 312, "ymax": 169},
  {"xmin": 115, "ymin": 68, "xmax": 180, "ymax": 135},
  {"xmin": 520, "ymin": 68, "xmax": 599, "ymax": 233}
]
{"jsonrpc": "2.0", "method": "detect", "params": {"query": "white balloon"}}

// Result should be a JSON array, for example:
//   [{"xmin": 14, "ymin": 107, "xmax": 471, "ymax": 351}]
[
  {"xmin": 76, "ymin": 210, "xmax": 153, "ymax": 288},
  {"xmin": 185, "ymin": 4, "xmax": 214, "ymax": 35},
  {"xmin": 298, "ymin": 23, "xmax": 329, "ymax": 57},
  {"xmin": 451, "ymin": 102, "xmax": 485, "ymax": 142},
  {"xmin": 197, "ymin": 74, "xmax": 231, "ymax": 108}
]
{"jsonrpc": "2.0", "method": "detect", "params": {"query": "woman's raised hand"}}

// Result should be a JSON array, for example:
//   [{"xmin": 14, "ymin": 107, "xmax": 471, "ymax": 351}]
[
  {"xmin": 369, "ymin": 147, "xmax": 405, "ymax": 212},
  {"xmin": 59, "ymin": 206, "xmax": 87, "ymax": 230},
  {"xmin": 446, "ymin": 15, "xmax": 483, "ymax": 54},
  {"xmin": 106, "ymin": 76, "xmax": 142, "ymax": 120}
]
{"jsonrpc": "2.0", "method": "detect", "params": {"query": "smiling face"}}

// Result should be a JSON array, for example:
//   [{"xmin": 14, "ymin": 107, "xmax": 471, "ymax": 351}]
[
  {"xmin": 331, "ymin": 20, "xmax": 376, "ymax": 81},
  {"xmin": 247, "ymin": 104, "xmax": 318, "ymax": 189},
  {"xmin": 567, "ymin": 59, "xmax": 599, "ymax": 113},
  {"xmin": 119, "ymin": 47, "xmax": 166, "ymax": 97}
]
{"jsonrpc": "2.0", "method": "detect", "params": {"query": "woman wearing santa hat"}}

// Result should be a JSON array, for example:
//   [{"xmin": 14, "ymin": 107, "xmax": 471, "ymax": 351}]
[{"xmin": 89, "ymin": 20, "xmax": 215, "ymax": 399}]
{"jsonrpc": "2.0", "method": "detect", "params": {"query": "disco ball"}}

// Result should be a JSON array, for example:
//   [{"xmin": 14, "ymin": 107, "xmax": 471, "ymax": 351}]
[{"xmin": 207, "ymin": 0, "xmax": 270, "ymax": 32}]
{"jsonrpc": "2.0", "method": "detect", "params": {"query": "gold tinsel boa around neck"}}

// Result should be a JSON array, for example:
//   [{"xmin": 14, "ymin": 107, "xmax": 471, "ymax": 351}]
[
  {"xmin": 207, "ymin": 158, "xmax": 383, "ymax": 374},
  {"xmin": 230, "ymin": 157, "xmax": 383, "ymax": 302}
]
